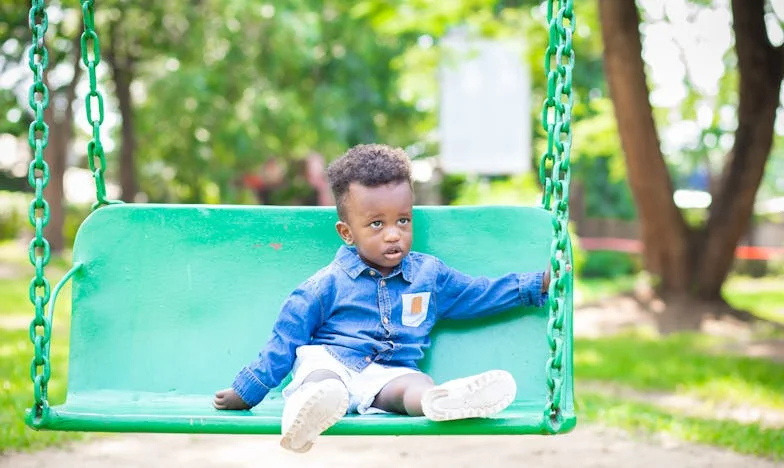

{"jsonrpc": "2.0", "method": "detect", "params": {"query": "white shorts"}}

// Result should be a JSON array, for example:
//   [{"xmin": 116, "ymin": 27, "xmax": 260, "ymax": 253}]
[{"xmin": 282, "ymin": 345, "xmax": 423, "ymax": 415}]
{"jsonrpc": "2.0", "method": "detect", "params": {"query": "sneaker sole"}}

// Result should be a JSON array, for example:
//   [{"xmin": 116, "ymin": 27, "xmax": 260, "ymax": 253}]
[
  {"xmin": 421, "ymin": 370, "xmax": 516, "ymax": 422},
  {"xmin": 280, "ymin": 380, "xmax": 349, "ymax": 453}
]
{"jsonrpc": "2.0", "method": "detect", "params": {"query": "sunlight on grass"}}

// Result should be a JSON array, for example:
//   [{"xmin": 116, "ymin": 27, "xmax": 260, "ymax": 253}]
[
  {"xmin": 578, "ymin": 392, "xmax": 784, "ymax": 460},
  {"xmin": 575, "ymin": 333, "xmax": 784, "ymax": 411},
  {"xmin": 724, "ymin": 276, "xmax": 784, "ymax": 324}
]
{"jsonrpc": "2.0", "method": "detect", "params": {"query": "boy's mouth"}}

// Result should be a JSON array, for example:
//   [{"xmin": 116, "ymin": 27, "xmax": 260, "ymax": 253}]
[{"xmin": 383, "ymin": 246, "xmax": 403, "ymax": 260}]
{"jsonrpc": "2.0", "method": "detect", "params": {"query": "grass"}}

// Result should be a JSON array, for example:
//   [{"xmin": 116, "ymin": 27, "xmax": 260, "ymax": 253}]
[
  {"xmin": 0, "ymin": 327, "xmax": 82, "ymax": 453},
  {"xmin": 578, "ymin": 393, "xmax": 784, "ymax": 461},
  {"xmin": 575, "ymin": 332, "xmax": 784, "ymax": 410},
  {"xmin": 724, "ymin": 276, "xmax": 784, "ymax": 324},
  {"xmin": 574, "ymin": 275, "xmax": 638, "ymax": 306},
  {"xmin": 0, "ymin": 271, "xmax": 82, "ymax": 454}
]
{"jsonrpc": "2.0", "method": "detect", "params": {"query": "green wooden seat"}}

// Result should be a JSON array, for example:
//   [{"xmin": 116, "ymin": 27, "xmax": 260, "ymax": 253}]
[{"xmin": 27, "ymin": 204, "xmax": 575, "ymax": 435}]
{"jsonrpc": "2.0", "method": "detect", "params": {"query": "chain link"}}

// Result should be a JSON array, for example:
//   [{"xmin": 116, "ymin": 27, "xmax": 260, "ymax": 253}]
[
  {"xmin": 80, "ymin": 0, "xmax": 120, "ymax": 209},
  {"xmin": 539, "ymin": 0, "xmax": 574, "ymax": 433},
  {"xmin": 27, "ymin": 0, "xmax": 52, "ymax": 426}
]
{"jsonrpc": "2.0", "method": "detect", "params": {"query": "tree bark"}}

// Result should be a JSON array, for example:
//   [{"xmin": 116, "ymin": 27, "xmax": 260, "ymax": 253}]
[
  {"xmin": 107, "ymin": 24, "xmax": 138, "ymax": 202},
  {"xmin": 598, "ymin": 0, "xmax": 690, "ymax": 291},
  {"xmin": 695, "ymin": 0, "xmax": 784, "ymax": 298},
  {"xmin": 598, "ymin": 0, "xmax": 782, "ymax": 328},
  {"xmin": 44, "ymin": 33, "xmax": 82, "ymax": 253}
]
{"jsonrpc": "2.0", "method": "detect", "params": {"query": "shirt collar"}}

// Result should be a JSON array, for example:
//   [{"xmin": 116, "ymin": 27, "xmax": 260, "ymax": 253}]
[{"xmin": 335, "ymin": 245, "xmax": 413, "ymax": 282}]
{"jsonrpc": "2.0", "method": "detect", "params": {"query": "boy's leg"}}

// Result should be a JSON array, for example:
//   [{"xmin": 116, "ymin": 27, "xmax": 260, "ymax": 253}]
[
  {"xmin": 372, "ymin": 370, "xmax": 516, "ymax": 421},
  {"xmin": 371, "ymin": 373, "xmax": 434, "ymax": 415}
]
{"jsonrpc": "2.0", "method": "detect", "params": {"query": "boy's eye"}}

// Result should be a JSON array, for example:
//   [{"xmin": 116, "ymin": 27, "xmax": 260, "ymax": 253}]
[
  {"xmin": 398, "ymin": 218, "xmax": 410, "ymax": 225},
  {"xmin": 369, "ymin": 220, "xmax": 383, "ymax": 228}
]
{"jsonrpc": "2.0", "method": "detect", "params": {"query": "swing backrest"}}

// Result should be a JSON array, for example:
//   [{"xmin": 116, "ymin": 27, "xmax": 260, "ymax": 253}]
[{"xmin": 57, "ymin": 203, "xmax": 574, "ymax": 434}]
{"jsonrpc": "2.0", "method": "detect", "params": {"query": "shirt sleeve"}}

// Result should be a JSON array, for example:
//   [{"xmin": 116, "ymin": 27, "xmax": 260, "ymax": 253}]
[
  {"xmin": 435, "ymin": 260, "xmax": 548, "ymax": 321},
  {"xmin": 231, "ymin": 286, "xmax": 323, "ymax": 407}
]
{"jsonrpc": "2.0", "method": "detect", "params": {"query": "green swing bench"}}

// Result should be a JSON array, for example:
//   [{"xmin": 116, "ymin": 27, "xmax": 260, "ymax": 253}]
[{"xmin": 24, "ymin": 0, "xmax": 577, "ymax": 436}]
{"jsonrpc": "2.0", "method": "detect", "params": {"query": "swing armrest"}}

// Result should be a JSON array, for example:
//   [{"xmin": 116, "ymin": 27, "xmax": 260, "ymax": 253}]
[{"xmin": 46, "ymin": 263, "xmax": 82, "ymax": 348}]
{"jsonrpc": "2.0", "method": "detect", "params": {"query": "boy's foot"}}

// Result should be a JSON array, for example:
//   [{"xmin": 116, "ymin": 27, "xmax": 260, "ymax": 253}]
[
  {"xmin": 421, "ymin": 370, "xmax": 516, "ymax": 422},
  {"xmin": 280, "ymin": 379, "xmax": 349, "ymax": 453}
]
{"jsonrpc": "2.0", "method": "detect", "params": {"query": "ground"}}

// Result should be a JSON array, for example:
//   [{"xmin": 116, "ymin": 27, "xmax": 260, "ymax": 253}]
[
  {"xmin": 2, "ymin": 295, "xmax": 782, "ymax": 468},
  {"xmin": 2, "ymin": 426, "xmax": 782, "ymax": 468}
]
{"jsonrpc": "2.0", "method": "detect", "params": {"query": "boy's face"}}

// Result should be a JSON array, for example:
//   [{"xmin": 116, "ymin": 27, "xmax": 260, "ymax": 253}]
[{"xmin": 336, "ymin": 181, "xmax": 413, "ymax": 276}]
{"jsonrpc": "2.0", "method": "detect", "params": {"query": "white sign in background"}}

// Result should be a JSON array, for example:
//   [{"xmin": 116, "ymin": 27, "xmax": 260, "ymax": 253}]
[{"xmin": 439, "ymin": 37, "xmax": 532, "ymax": 175}]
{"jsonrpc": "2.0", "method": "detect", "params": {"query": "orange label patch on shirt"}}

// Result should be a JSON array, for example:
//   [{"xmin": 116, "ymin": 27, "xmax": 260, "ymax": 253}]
[
  {"xmin": 401, "ymin": 292, "xmax": 431, "ymax": 327},
  {"xmin": 411, "ymin": 296, "xmax": 423, "ymax": 314}
]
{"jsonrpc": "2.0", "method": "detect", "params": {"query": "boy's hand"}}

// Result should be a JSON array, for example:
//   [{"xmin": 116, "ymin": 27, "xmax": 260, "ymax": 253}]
[
  {"xmin": 542, "ymin": 262, "xmax": 572, "ymax": 293},
  {"xmin": 213, "ymin": 388, "xmax": 251, "ymax": 410}
]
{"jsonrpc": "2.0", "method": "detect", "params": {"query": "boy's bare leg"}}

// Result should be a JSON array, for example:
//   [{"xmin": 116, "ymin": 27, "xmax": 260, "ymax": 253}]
[{"xmin": 371, "ymin": 373, "xmax": 435, "ymax": 415}]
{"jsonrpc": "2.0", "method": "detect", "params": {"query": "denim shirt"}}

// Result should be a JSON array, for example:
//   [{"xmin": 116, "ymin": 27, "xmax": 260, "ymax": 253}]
[{"xmin": 232, "ymin": 245, "xmax": 547, "ymax": 406}]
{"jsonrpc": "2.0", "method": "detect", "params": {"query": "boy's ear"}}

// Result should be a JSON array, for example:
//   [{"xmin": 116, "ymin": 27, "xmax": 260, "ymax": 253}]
[{"xmin": 335, "ymin": 221, "xmax": 353, "ymax": 245}]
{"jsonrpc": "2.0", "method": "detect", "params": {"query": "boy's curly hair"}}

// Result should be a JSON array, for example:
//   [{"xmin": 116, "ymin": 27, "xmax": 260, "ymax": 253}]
[{"xmin": 327, "ymin": 144, "xmax": 412, "ymax": 220}]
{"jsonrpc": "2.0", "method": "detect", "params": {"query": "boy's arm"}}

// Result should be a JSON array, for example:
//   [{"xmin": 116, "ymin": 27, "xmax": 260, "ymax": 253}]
[
  {"xmin": 435, "ymin": 260, "xmax": 549, "ymax": 321},
  {"xmin": 229, "ymin": 287, "xmax": 323, "ymax": 407}
]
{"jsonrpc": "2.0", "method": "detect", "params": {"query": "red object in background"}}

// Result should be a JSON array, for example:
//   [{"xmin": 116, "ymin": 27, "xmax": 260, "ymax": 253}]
[
  {"xmin": 579, "ymin": 237, "xmax": 784, "ymax": 261},
  {"xmin": 242, "ymin": 174, "xmax": 264, "ymax": 190}
]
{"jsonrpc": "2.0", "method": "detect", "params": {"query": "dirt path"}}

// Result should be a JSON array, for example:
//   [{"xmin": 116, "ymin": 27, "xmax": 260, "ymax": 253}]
[{"xmin": 2, "ymin": 426, "xmax": 781, "ymax": 468}]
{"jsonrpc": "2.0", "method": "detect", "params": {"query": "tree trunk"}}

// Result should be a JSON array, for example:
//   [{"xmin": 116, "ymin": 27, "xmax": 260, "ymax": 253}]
[
  {"xmin": 598, "ymin": 0, "xmax": 782, "ymax": 328},
  {"xmin": 695, "ymin": 0, "xmax": 784, "ymax": 298},
  {"xmin": 42, "ymin": 72, "xmax": 64, "ymax": 253},
  {"xmin": 112, "ymin": 60, "xmax": 138, "ymax": 202},
  {"xmin": 107, "ymin": 24, "xmax": 138, "ymax": 202},
  {"xmin": 44, "ymin": 34, "xmax": 82, "ymax": 253},
  {"xmin": 598, "ymin": 0, "xmax": 690, "ymax": 291}
]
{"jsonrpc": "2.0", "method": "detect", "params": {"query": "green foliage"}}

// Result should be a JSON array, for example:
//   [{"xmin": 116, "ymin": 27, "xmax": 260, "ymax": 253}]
[
  {"xmin": 581, "ymin": 250, "xmax": 642, "ymax": 278},
  {"xmin": 569, "ymin": 99, "xmax": 637, "ymax": 220},
  {"xmin": 63, "ymin": 203, "xmax": 92, "ymax": 248},
  {"xmin": 0, "ymin": 191, "xmax": 29, "ymax": 241},
  {"xmin": 449, "ymin": 173, "xmax": 541, "ymax": 206},
  {"xmin": 134, "ymin": 1, "xmax": 423, "ymax": 203},
  {"xmin": 0, "ymin": 191, "xmax": 94, "ymax": 249}
]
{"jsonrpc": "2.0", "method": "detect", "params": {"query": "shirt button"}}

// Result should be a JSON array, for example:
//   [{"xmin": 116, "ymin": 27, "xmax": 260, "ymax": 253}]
[
  {"xmin": 380, "ymin": 280, "xmax": 386, "ymax": 287},
  {"xmin": 364, "ymin": 356, "xmax": 371, "ymax": 363},
  {"xmin": 369, "ymin": 271, "xmax": 376, "ymax": 276},
  {"xmin": 382, "ymin": 317, "xmax": 389, "ymax": 324}
]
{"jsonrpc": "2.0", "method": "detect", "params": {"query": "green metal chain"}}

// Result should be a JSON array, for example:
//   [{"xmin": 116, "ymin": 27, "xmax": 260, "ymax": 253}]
[
  {"xmin": 80, "ymin": 0, "xmax": 120, "ymax": 210},
  {"xmin": 539, "ymin": 0, "xmax": 574, "ymax": 433},
  {"xmin": 27, "ymin": 0, "xmax": 52, "ymax": 427}
]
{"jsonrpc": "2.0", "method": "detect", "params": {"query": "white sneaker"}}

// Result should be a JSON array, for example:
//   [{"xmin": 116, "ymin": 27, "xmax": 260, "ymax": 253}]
[
  {"xmin": 280, "ymin": 379, "xmax": 349, "ymax": 453},
  {"xmin": 421, "ymin": 370, "xmax": 516, "ymax": 422}
]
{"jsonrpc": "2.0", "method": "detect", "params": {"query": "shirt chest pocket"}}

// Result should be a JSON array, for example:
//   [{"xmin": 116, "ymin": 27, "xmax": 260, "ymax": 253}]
[{"xmin": 400, "ymin": 292, "xmax": 431, "ymax": 327}]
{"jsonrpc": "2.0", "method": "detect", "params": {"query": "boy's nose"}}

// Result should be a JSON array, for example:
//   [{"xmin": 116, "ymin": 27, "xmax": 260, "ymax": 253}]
[{"xmin": 384, "ymin": 227, "xmax": 401, "ymax": 242}]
